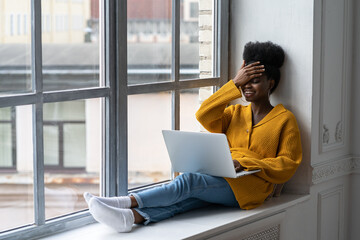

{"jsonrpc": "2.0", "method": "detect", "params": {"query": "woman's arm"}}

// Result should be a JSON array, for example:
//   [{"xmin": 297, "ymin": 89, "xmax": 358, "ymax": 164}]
[
  {"xmin": 196, "ymin": 61, "xmax": 265, "ymax": 133},
  {"xmin": 195, "ymin": 81, "xmax": 240, "ymax": 133}
]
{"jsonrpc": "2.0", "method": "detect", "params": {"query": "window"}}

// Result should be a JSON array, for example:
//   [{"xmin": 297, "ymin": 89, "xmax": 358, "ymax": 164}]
[
  {"xmin": 190, "ymin": 2, "xmax": 199, "ymax": 18},
  {"xmin": 43, "ymin": 100, "xmax": 87, "ymax": 171},
  {"xmin": 0, "ymin": 0, "xmax": 228, "ymax": 239},
  {"xmin": 10, "ymin": 14, "xmax": 14, "ymax": 36},
  {"xmin": 17, "ymin": 14, "xmax": 21, "ymax": 35},
  {"xmin": 0, "ymin": 107, "xmax": 16, "ymax": 170}
]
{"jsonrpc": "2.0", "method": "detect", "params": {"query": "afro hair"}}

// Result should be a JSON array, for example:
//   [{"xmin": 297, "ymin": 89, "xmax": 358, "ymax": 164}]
[{"xmin": 243, "ymin": 41, "xmax": 285, "ymax": 93}]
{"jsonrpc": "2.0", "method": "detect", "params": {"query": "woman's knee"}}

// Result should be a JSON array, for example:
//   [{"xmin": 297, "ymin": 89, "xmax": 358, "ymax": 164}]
[
  {"xmin": 174, "ymin": 172, "xmax": 201, "ymax": 190},
  {"xmin": 176, "ymin": 172, "xmax": 199, "ymax": 184}
]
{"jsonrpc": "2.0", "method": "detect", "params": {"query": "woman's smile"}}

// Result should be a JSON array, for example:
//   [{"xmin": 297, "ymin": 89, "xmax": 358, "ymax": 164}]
[{"xmin": 243, "ymin": 89, "xmax": 255, "ymax": 98}]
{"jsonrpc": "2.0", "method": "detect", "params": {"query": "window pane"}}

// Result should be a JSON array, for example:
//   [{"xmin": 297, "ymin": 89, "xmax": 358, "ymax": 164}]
[
  {"xmin": 128, "ymin": 0, "xmax": 172, "ymax": 85},
  {"xmin": 0, "ymin": 107, "xmax": 14, "ymax": 168},
  {"xmin": 41, "ymin": 0, "xmax": 100, "ymax": 91},
  {"xmin": 0, "ymin": 107, "xmax": 11, "ymax": 121},
  {"xmin": 0, "ymin": 123, "xmax": 12, "ymax": 167},
  {"xmin": 180, "ymin": 0, "xmax": 214, "ymax": 80},
  {"xmin": 0, "ymin": 105, "xmax": 34, "ymax": 232},
  {"xmin": 128, "ymin": 92, "xmax": 172, "ymax": 189},
  {"xmin": 43, "ymin": 99, "xmax": 101, "ymax": 220},
  {"xmin": 180, "ymin": 87, "xmax": 213, "ymax": 131},
  {"xmin": 0, "ymin": 1, "xmax": 32, "ymax": 95},
  {"xmin": 44, "ymin": 125, "xmax": 60, "ymax": 166},
  {"xmin": 64, "ymin": 124, "xmax": 86, "ymax": 167}
]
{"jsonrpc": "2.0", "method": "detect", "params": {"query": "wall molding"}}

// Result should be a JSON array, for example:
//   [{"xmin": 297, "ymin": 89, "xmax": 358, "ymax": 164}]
[
  {"xmin": 318, "ymin": 0, "xmax": 349, "ymax": 153},
  {"xmin": 312, "ymin": 155, "xmax": 359, "ymax": 184},
  {"xmin": 317, "ymin": 185, "xmax": 344, "ymax": 240},
  {"xmin": 352, "ymin": 156, "xmax": 360, "ymax": 174}
]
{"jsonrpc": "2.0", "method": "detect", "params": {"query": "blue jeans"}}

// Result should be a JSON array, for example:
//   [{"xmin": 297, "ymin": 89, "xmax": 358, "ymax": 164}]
[{"xmin": 131, "ymin": 172, "xmax": 239, "ymax": 225}]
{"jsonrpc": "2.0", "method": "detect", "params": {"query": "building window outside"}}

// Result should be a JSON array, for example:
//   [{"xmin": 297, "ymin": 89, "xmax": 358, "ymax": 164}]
[
  {"xmin": 17, "ymin": 14, "xmax": 21, "ymax": 35},
  {"xmin": 43, "ymin": 101, "xmax": 86, "ymax": 171},
  {"xmin": 10, "ymin": 14, "xmax": 14, "ymax": 36},
  {"xmin": 190, "ymin": 2, "xmax": 199, "ymax": 18},
  {"xmin": 0, "ymin": 0, "xmax": 226, "ymax": 238},
  {"xmin": 0, "ymin": 107, "xmax": 16, "ymax": 169}
]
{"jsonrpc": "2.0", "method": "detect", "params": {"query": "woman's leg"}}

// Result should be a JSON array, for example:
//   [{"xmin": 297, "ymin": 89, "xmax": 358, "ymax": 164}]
[
  {"xmin": 132, "ymin": 172, "xmax": 238, "ymax": 208},
  {"xmin": 84, "ymin": 192, "xmax": 131, "ymax": 208},
  {"xmin": 88, "ymin": 198, "xmax": 135, "ymax": 232},
  {"xmin": 134, "ymin": 198, "xmax": 211, "ymax": 225},
  {"xmin": 88, "ymin": 197, "xmax": 210, "ymax": 230},
  {"xmin": 85, "ymin": 173, "xmax": 237, "ymax": 209},
  {"xmin": 88, "ymin": 173, "xmax": 238, "ymax": 230}
]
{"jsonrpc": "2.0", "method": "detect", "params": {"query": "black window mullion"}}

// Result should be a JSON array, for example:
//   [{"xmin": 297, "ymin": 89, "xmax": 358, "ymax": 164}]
[
  {"xmin": 217, "ymin": 0, "xmax": 229, "ymax": 86},
  {"xmin": 116, "ymin": 0, "xmax": 128, "ymax": 196},
  {"xmin": 170, "ymin": 0, "xmax": 180, "ymax": 179},
  {"xmin": 31, "ymin": 0, "xmax": 45, "ymax": 226},
  {"xmin": 171, "ymin": 0, "xmax": 180, "ymax": 131}
]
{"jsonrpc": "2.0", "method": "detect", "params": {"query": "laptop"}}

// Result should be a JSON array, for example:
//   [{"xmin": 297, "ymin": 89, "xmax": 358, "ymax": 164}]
[{"xmin": 162, "ymin": 130, "xmax": 260, "ymax": 178}]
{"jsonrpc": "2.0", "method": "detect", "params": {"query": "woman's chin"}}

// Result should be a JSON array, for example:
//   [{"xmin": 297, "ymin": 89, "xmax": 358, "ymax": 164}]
[{"xmin": 244, "ymin": 96, "xmax": 254, "ymax": 102}]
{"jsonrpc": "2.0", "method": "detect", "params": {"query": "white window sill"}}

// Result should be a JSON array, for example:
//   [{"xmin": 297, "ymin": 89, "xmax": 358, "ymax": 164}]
[{"xmin": 40, "ymin": 194, "xmax": 309, "ymax": 240}]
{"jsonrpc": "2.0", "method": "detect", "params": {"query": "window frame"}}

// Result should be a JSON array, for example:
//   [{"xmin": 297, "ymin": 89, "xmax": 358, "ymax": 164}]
[{"xmin": 0, "ymin": 0, "xmax": 229, "ymax": 239}]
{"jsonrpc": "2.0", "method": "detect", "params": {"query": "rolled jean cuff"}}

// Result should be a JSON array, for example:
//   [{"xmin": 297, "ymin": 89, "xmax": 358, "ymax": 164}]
[
  {"xmin": 130, "ymin": 192, "xmax": 144, "ymax": 208},
  {"xmin": 133, "ymin": 208, "xmax": 151, "ymax": 225}
]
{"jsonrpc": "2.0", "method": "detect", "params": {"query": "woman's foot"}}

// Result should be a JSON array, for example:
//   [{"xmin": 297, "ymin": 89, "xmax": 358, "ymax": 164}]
[
  {"xmin": 89, "ymin": 198, "xmax": 134, "ymax": 233},
  {"xmin": 83, "ymin": 192, "xmax": 131, "ymax": 209}
]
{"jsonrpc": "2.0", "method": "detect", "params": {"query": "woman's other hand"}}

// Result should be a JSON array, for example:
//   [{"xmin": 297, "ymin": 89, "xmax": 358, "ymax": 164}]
[
  {"xmin": 233, "ymin": 160, "xmax": 244, "ymax": 172},
  {"xmin": 232, "ymin": 61, "xmax": 265, "ymax": 88}
]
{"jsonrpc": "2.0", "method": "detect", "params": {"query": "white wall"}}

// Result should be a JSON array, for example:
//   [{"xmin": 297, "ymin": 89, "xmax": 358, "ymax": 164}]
[
  {"xmin": 349, "ymin": 0, "xmax": 360, "ymax": 239},
  {"xmin": 230, "ymin": 0, "xmax": 313, "ymax": 193},
  {"xmin": 351, "ymin": 0, "xmax": 360, "ymax": 155},
  {"xmin": 230, "ymin": 0, "xmax": 358, "ymax": 239}
]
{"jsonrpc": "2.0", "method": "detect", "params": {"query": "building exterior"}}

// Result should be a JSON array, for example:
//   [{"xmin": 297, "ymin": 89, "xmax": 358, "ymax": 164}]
[{"xmin": 0, "ymin": 0, "xmax": 91, "ymax": 44}]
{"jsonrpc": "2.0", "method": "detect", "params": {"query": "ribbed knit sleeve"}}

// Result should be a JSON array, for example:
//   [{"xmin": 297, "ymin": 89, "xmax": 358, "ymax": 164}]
[
  {"xmin": 196, "ymin": 80, "xmax": 242, "ymax": 133},
  {"xmin": 238, "ymin": 115, "xmax": 302, "ymax": 184}
]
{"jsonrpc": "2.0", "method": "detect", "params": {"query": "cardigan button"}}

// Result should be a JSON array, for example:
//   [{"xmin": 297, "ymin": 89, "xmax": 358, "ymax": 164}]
[{"xmin": 246, "ymin": 129, "xmax": 249, "ymax": 133}]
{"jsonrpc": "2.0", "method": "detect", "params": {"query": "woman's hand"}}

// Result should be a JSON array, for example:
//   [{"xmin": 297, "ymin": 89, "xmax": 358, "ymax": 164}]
[
  {"xmin": 233, "ymin": 160, "xmax": 244, "ymax": 172},
  {"xmin": 232, "ymin": 61, "xmax": 265, "ymax": 88}
]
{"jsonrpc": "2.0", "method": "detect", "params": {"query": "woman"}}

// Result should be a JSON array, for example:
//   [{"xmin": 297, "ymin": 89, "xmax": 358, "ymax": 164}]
[{"xmin": 84, "ymin": 41, "xmax": 302, "ymax": 232}]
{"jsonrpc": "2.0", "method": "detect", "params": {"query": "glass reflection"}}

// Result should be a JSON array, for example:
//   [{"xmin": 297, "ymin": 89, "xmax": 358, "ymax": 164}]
[
  {"xmin": 180, "ymin": 0, "xmax": 214, "ymax": 80},
  {"xmin": 0, "ymin": 1, "xmax": 32, "ymax": 95},
  {"xmin": 0, "ymin": 105, "xmax": 34, "ymax": 232},
  {"xmin": 41, "ymin": 0, "xmax": 100, "ymax": 91},
  {"xmin": 127, "ymin": 0, "xmax": 172, "ymax": 85},
  {"xmin": 43, "ymin": 99, "xmax": 101, "ymax": 220},
  {"xmin": 180, "ymin": 87, "xmax": 213, "ymax": 131},
  {"xmin": 128, "ymin": 92, "xmax": 172, "ymax": 189}
]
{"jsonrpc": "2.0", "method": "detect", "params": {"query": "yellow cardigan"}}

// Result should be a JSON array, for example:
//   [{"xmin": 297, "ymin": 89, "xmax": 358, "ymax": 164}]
[{"xmin": 196, "ymin": 80, "xmax": 302, "ymax": 210}]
